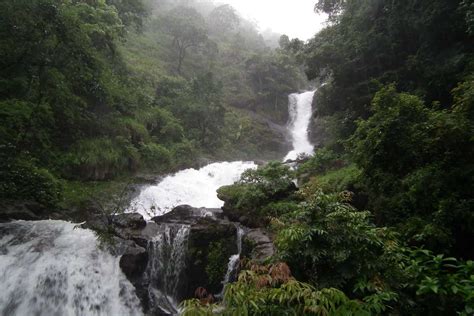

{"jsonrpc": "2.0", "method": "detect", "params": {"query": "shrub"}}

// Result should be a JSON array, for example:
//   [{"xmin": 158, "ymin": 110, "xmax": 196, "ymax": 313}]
[
  {"xmin": 0, "ymin": 156, "xmax": 62, "ymax": 207},
  {"xmin": 217, "ymin": 162, "xmax": 296, "ymax": 223},
  {"xmin": 181, "ymin": 262, "xmax": 372, "ymax": 315},
  {"xmin": 206, "ymin": 241, "xmax": 230, "ymax": 289},
  {"xmin": 63, "ymin": 137, "xmax": 139, "ymax": 180},
  {"xmin": 139, "ymin": 143, "xmax": 172, "ymax": 171}
]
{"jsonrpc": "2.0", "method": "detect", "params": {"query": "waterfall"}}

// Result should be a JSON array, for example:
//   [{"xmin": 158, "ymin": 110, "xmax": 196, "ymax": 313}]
[
  {"xmin": 219, "ymin": 226, "xmax": 244, "ymax": 296},
  {"xmin": 284, "ymin": 90, "xmax": 316, "ymax": 161},
  {"xmin": 145, "ymin": 224, "xmax": 190, "ymax": 314},
  {"xmin": 0, "ymin": 220, "xmax": 142, "ymax": 316},
  {"xmin": 128, "ymin": 161, "xmax": 257, "ymax": 219}
]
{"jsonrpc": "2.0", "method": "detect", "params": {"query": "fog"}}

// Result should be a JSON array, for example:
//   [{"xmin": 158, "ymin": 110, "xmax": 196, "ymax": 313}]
[{"xmin": 215, "ymin": 0, "xmax": 327, "ymax": 40}]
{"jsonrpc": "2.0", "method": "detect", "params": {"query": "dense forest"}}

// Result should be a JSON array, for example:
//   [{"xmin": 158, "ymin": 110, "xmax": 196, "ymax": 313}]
[
  {"xmin": 0, "ymin": 0, "xmax": 306, "ymax": 213},
  {"xmin": 0, "ymin": 0, "xmax": 473, "ymax": 315}
]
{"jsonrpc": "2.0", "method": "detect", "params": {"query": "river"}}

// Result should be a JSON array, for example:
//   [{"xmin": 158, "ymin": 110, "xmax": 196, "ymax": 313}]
[{"xmin": 0, "ymin": 90, "xmax": 316, "ymax": 315}]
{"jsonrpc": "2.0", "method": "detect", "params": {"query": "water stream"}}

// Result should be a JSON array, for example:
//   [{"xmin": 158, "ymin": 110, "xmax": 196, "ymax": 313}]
[
  {"xmin": 145, "ymin": 224, "xmax": 190, "ymax": 314},
  {"xmin": 0, "ymin": 90, "xmax": 316, "ymax": 315},
  {"xmin": 128, "ymin": 161, "xmax": 257, "ymax": 220},
  {"xmin": 284, "ymin": 90, "xmax": 316, "ymax": 161},
  {"xmin": 0, "ymin": 220, "xmax": 143, "ymax": 316},
  {"xmin": 220, "ymin": 226, "xmax": 244, "ymax": 295}
]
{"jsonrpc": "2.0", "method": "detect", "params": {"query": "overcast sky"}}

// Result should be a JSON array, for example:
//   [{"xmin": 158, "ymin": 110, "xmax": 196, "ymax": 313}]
[{"xmin": 214, "ymin": 0, "xmax": 327, "ymax": 40}]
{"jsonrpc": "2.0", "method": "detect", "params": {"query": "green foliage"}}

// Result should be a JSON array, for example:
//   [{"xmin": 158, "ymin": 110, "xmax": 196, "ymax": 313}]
[
  {"xmin": 208, "ymin": 4, "xmax": 240, "ymax": 35},
  {"xmin": 0, "ymin": 155, "xmax": 62, "ymax": 207},
  {"xmin": 402, "ymin": 249, "xmax": 474, "ymax": 315},
  {"xmin": 63, "ymin": 137, "xmax": 139, "ymax": 180},
  {"xmin": 312, "ymin": 164, "xmax": 362, "ymax": 193},
  {"xmin": 349, "ymin": 85, "xmax": 474, "ymax": 256},
  {"xmin": 182, "ymin": 263, "xmax": 371, "ymax": 315},
  {"xmin": 305, "ymin": 0, "xmax": 471, "ymax": 140},
  {"xmin": 296, "ymin": 148, "xmax": 340, "ymax": 177},
  {"xmin": 206, "ymin": 240, "xmax": 230, "ymax": 288},
  {"xmin": 160, "ymin": 5, "xmax": 208, "ymax": 74},
  {"xmin": 274, "ymin": 186, "xmax": 393, "ymax": 292},
  {"xmin": 217, "ymin": 162, "xmax": 295, "ymax": 223},
  {"xmin": 217, "ymin": 163, "xmax": 474, "ymax": 314},
  {"xmin": 139, "ymin": 143, "xmax": 172, "ymax": 171}
]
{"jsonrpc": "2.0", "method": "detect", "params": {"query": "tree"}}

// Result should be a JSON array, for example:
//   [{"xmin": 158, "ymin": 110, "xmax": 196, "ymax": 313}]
[
  {"xmin": 278, "ymin": 35, "xmax": 290, "ymax": 50},
  {"xmin": 161, "ymin": 6, "xmax": 208, "ymax": 74},
  {"xmin": 208, "ymin": 4, "xmax": 240, "ymax": 35},
  {"xmin": 304, "ymin": 0, "xmax": 472, "ymax": 143},
  {"xmin": 349, "ymin": 85, "xmax": 474, "ymax": 257}
]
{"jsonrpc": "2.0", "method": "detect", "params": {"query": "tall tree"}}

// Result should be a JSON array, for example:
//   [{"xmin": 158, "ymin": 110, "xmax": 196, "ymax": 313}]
[
  {"xmin": 161, "ymin": 6, "xmax": 208, "ymax": 74},
  {"xmin": 208, "ymin": 4, "xmax": 240, "ymax": 35}
]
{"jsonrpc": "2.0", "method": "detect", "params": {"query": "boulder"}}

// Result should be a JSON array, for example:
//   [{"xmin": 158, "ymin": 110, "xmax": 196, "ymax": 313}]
[
  {"xmin": 243, "ymin": 229, "xmax": 275, "ymax": 262},
  {"xmin": 152, "ymin": 205, "xmax": 239, "ymax": 299},
  {"xmin": 184, "ymin": 217, "xmax": 238, "ymax": 298},
  {"xmin": 119, "ymin": 243, "xmax": 148, "ymax": 279},
  {"xmin": 0, "ymin": 201, "xmax": 41, "ymax": 222},
  {"xmin": 112, "ymin": 213, "xmax": 147, "ymax": 229},
  {"xmin": 152, "ymin": 205, "xmax": 224, "ymax": 225}
]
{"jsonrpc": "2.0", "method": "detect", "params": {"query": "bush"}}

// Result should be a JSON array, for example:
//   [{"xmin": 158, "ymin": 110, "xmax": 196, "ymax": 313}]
[
  {"xmin": 217, "ymin": 162, "xmax": 296, "ymax": 223},
  {"xmin": 275, "ymin": 186, "xmax": 394, "ymax": 291},
  {"xmin": 296, "ymin": 148, "xmax": 340, "ymax": 177},
  {"xmin": 181, "ymin": 262, "xmax": 372, "ymax": 315},
  {"xmin": 312, "ymin": 164, "xmax": 362, "ymax": 193},
  {"xmin": 63, "ymin": 137, "xmax": 139, "ymax": 180},
  {"xmin": 139, "ymin": 143, "xmax": 172, "ymax": 171},
  {"xmin": 0, "ymin": 156, "xmax": 62, "ymax": 207},
  {"xmin": 206, "ymin": 241, "xmax": 230, "ymax": 289},
  {"xmin": 349, "ymin": 85, "xmax": 474, "ymax": 256}
]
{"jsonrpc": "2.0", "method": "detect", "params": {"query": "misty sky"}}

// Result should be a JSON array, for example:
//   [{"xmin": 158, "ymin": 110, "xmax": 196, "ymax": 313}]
[{"xmin": 215, "ymin": 0, "xmax": 327, "ymax": 40}]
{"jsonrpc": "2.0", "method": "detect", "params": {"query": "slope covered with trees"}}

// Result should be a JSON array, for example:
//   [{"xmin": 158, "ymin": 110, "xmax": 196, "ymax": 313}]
[{"xmin": 0, "ymin": 0, "xmax": 306, "ymax": 212}]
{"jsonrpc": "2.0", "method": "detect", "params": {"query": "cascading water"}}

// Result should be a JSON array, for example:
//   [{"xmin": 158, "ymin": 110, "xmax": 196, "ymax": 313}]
[
  {"xmin": 145, "ymin": 224, "xmax": 190, "ymax": 314},
  {"xmin": 220, "ymin": 226, "xmax": 244, "ymax": 294},
  {"xmin": 128, "ymin": 161, "xmax": 257, "ymax": 219},
  {"xmin": 0, "ymin": 220, "xmax": 142, "ymax": 316},
  {"xmin": 284, "ymin": 90, "xmax": 316, "ymax": 161}
]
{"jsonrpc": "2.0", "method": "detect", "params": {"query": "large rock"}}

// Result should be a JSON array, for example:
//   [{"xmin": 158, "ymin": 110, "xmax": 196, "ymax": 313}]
[
  {"xmin": 152, "ymin": 205, "xmax": 239, "ymax": 299},
  {"xmin": 112, "ymin": 213, "xmax": 147, "ymax": 229},
  {"xmin": 119, "ymin": 242, "xmax": 148, "ymax": 279},
  {"xmin": 0, "ymin": 200, "xmax": 66, "ymax": 222},
  {"xmin": 152, "ymin": 204, "xmax": 224, "ymax": 225},
  {"xmin": 184, "ymin": 217, "xmax": 238, "ymax": 297},
  {"xmin": 242, "ymin": 229, "xmax": 275, "ymax": 262},
  {"xmin": 82, "ymin": 206, "xmax": 258, "ymax": 312}
]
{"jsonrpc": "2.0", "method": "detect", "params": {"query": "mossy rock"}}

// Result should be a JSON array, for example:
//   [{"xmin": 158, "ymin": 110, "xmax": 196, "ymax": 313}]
[{"xmin": 184, "ymin": 217, "xmax": 238, "ymax": 297}]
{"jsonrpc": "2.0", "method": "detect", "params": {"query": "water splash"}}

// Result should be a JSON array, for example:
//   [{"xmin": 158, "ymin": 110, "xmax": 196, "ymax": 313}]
[
  {"xmin": 284, "ymin": 90, "xmax": 316, "ymax": 161},
  {"xmin": 128, "ymin": 161, "xmax": 257, "ymax": 219},
  {"xmin": 0, "ymin": 220, "xmax": 142, "ymax": 316}
]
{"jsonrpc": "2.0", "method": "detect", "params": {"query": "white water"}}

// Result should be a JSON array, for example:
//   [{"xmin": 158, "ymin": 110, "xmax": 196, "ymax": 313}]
[
  {"xmin": 284, "ymin": 90, "xmax": 316, "ymax": 161},
  {"xmin": 145, "ymin": 224, "xmax": 190, "ymax": 314},
  {"xmin": 221, "ymin": 226, "xmax": 244, "ymax": 293},
  {"xmin": 0, "ymin": 220, "xmax": 142, "ymax": 316},
  {"xmin": 128, "ymin": 161, "xmax": 257, "ymax": 219}
]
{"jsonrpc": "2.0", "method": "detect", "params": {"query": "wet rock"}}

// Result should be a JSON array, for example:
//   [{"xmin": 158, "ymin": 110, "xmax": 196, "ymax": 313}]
[
  {"xmin": 112, "ymin": 213, "xmax": 146, "ymax": 229},
  {"xmin": 152, "ymin": 205, "xmax": 224, "ymax": 225},
  {"xmin": 119, "ymin": 245, "xmax": 148, "ymax": 279},
  {"xmin": 0, "ymin": 201, "xmax": 45, "ymax": 222},
  {"xmin": 243, "ymin": 229, "xmax": 275, "ymax": 262},
  {"xmin": 184, "ymin": 217, "xmax": 238, "ymax": 298},
  {"xmin": 151, "ymin": 205, "xmax": 240, "ymax": 300}
]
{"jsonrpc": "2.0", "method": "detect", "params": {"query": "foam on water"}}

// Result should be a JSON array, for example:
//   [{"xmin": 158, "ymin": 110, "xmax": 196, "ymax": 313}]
[
  {"xmin": 0, "ymin": 220, "xmax": 143, "ymax": 316},
  {"xmin": 284, "ymin": 90, "xmax": 316, "ymax": 161},
  {"xmin": 128, "ymin": 161, "xmax": 257, "ymax": 219}
]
